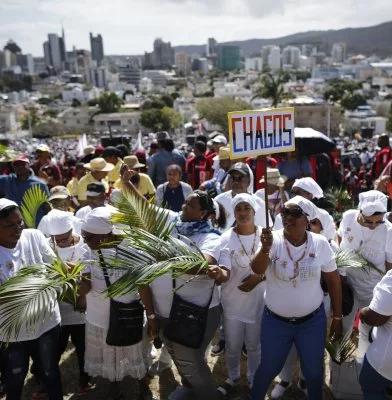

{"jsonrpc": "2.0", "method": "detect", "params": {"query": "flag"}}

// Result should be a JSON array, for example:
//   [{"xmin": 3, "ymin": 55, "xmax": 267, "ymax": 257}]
[
  {"xmin": 77, "ymin": 134, "xmax": 88, "ymax": 157},
  {"xmin": 134, "ymin": 131, "xmax": 144, "ymax": 151}
]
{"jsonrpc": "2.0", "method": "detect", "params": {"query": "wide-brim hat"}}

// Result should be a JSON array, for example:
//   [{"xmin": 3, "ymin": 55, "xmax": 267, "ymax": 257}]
[
  {"xmin": 213, "ymin": 146, "xmax": 230, "ymax": 161},
  {"xmin": 48, "ymin": 186, "xmax": 70, "ymax": 201},
  {"xmin": 259, "ymin": 168, "xmax": 287, "ymax": 187},
  {"xmin": 123, "ymin": 155, "xmax": 145, "ymax": 169},
  {"xmin": 84, "ymin": 157, "xmax": 114, "ymax": 172}
]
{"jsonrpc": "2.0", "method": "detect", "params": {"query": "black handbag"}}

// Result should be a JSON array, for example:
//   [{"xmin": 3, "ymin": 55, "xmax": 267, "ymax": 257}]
[
  {"xmin": 98, "ymin": 250, "xmax": 144, "ymax": 347},
  {"xmin": 164, "ymin": 277, "xmax": 215, "ymax": 349}
]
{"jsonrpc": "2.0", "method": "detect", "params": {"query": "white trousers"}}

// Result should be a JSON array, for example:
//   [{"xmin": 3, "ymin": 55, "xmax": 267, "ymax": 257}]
[
  {"xmin": 278, "ymin": 295, "xmax": 331, "ymax": 382},
  {"xmin": 223, "ymin": 316, "xmax": 261, "ymax": 384}
]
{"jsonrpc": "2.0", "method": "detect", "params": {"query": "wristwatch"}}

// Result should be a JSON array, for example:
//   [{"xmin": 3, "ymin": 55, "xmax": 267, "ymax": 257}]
[{"xmin": 147, "ymin": 313, "xmax": 156, "ymax": 320}]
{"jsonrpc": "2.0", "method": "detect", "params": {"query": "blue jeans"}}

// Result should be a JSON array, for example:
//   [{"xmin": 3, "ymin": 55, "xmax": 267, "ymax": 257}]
[
  {"xmin": 3, "ymin": 325, "xmax": 63, "ymax": 400},
  {"xmin": 251, "ymin": 305, "xmax": 326, "ymax": 400},
  {"xmin": 360, "ymin": 355, "xmax": 391, "ymax": 399}
]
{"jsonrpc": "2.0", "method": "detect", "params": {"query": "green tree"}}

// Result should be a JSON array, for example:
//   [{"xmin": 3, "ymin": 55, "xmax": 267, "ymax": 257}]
[
  {"xmin": 324, "ymin": 79, "xmax": 363, "ymax": 102},
  {"xmin": 21, "ymin": 109, "xmax": 40, "ymax": 130},
  {"xmin": 88, "ymin": 92, "xmax": 123, "ymax": 113},
  {"xmin": 140, "ymin": 107, "xmax": 181, "ymax": 132},
  {"xmin": 252, "ymin": 70, "xmax": 290, "ymax": 108},
  {"xmin": 387, "ymin": 103, "xmax": 392, "ymax": 133},
  {"xmin": 340, "ymin": 93, "xmax": 367, "ymax": 111},
  {"xmin": 37, "ymin": 97, "xmax": 52, "ymax": 105},
  {"xmin": 71, "ymin": 99, "xmax": 81, "ymax": 107},
  {"xmin": 160, "ymin": 94, "xmax": 174, "ymax": 108},
  {"xmin": 196, "ymin": 97, "xmax": 250, "ymax": 132},
  {"xmin": 43, "ymin": 109, "xmax": 59, "ymax": 118},
  {"xmin": 150, "ymin": 97, "xmax": 166, "ymax": 109}
]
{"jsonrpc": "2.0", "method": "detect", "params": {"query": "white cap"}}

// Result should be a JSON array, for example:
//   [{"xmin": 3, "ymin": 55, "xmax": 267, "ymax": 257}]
[
  {"xmin": 358, "ymin": 190, "xmax": 388, "ymax": 216},
  {"xmin": 0, "ymin": 199, "xmax": 18, "ymax": 211},
  {"xmin": 46, "ymin": 209, "xmax": 75, "ymax": 236},
  {"xmin": 82, "ymin": 206, "xmax": 114, "ymax": 234},
  {"xmin": 292, "ymin": 177, "xmax": 324, "ymax": 199},
  {"xmin": 212, "ymin": 135, "xmax": 227, "ymax": 145},
  {"xmin": 232, "ymin": 193, "xmax": 257, "ymax": 212}
]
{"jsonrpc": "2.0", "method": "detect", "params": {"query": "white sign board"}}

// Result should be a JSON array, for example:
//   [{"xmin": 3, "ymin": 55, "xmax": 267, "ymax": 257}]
[{"xmin": 228, "ymin": 107, "xmax": 295, "ymax": 159}]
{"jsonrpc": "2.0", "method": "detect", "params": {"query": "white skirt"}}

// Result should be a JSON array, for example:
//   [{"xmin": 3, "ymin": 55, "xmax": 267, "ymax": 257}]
[{"xmin": 84, "ymin": 322, "xmax": 151, "ymax": 382}]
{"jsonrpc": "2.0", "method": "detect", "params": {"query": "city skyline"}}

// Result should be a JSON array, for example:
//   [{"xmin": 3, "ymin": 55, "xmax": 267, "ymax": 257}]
[{"xmin": 0, "ymin": 0, "xmax": 391, "ymax": 56}]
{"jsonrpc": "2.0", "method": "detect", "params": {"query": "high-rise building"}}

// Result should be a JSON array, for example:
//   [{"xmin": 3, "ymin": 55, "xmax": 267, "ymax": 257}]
[
  {"xmin": 331, "ymin": 43, "xmax": 346, "ymax": 63},
  {"xmin": 282, "ymin": 46, "xmax": 300, "ymax": 68},
  {"xmin": 144, "ymin": 38, "xmax": 175, "ymax": 69},
  {"xmin": 16, "ymin": 54, "xmax": 34, "ymax": 74},
  {"xmin": 90, "ymin": 33, "xmax": 104, "ymax": 66},
  {"xmin": 175, "ymin": 52, "xmax": 192, "ymax": 76},
  {"xmin": 218, "ymin": 45, "xmax": 241, "ymax": 71},
  {"xmin": 206, "ymin": 38, "xmax": 217, "ymax": 56},
  {"xmin": 119, "ymin": 62, "xmax": 142, "ymax": 89},
  {"xmin": 43, "ymin": 33, "xmax": 64, "ymax": 71},
  {"xmin": 268, "ymin": 46, "xmax": 281, "ymax": 70},
  {"xmin": 245, "ymin": 57, "xmax": 263, "ymax": 71}
]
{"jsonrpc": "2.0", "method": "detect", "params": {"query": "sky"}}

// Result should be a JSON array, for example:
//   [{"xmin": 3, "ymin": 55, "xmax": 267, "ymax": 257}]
[{"xmin": 0, "ymin": 0, "xmax": 391, "ymax": 57}]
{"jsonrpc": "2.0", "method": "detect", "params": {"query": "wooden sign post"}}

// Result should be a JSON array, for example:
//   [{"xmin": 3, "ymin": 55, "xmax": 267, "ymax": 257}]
[{"xmin": 227, "ymin": 107, "xmax": 295, "ymax": 228}]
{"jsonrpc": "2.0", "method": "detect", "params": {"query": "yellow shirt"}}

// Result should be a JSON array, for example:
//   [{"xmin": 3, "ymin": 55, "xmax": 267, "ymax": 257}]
[
  {"xmin": 114, "ymin": 173, "xmax": 156, "ymax": 196},
  {"xmin": 77, "ymin": 172, "xmax": 109, "ymax": 201},
  {"xmin": 107, "ymin": 159, "xmax": 123, "ymax": 183},
  {"xmin": 66, "ymin": 177, "xmax": 79, "ymax": 197}
]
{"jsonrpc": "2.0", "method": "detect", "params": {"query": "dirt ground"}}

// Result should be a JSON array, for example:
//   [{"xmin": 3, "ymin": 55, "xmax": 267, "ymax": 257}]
[{"xmin": 9, "ymin": 336, "xmax": 336, "ymax": 400}]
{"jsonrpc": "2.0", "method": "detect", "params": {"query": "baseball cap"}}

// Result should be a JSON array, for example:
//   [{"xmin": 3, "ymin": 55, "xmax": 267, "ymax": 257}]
[
  {"xmin": 36, "ymin": 144, "xmax": 51, "ymax": 153},
  {"xmin": 48, "ymin": 186, "xmax": 70, "ymax": 201},
  {"xmin": 212, "ymin": 135, "xmax": 227, "ymax": 145},
  {"xmin": 11, "ymin": 154, "xmax": 30, "ymax": 163},
  {"xmin": 228, "ymin": 162, "xmax": 250, "ymax": 177},
  {"xmin": 86, "ymin": 182, "xmax": 106, "ymax": 197}
]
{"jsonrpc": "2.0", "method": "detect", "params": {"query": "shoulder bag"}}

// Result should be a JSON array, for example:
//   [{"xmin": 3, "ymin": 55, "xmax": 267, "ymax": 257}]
[
  {"xmin": 164, "ymin": 277, "xmax": 215, "ymax": 349},
  {"xmin": 98, "ymin": 250, "xmax": 144, "ymax": 347}
]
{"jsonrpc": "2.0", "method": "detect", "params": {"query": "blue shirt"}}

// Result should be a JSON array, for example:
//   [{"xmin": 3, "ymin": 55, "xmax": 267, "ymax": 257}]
[
  {"xmin": 163, "ymin": 184, "xmax": 185, "ymax": 212},
  {"xmin": 0, "ymin": 173, "xmax": 50, "ymax": 226},
  {"xmin": 278, "ymin": 159, "xmax": 312, "ymax": 181},
  {"xmin": 148, "ymin": 149, "xmax": 186, "ymax": 187}
]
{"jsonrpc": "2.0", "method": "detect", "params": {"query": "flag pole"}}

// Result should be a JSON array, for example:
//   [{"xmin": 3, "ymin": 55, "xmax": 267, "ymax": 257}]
[{"xmin": 263, "ymin": 156, "xmax": 269, "ymax": 229}]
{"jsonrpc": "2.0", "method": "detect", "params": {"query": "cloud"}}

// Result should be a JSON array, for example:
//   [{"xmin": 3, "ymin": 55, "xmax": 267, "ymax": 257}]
[{"xmin": 0, "ymin": 0, "xmax": 390, "ymax": 56}]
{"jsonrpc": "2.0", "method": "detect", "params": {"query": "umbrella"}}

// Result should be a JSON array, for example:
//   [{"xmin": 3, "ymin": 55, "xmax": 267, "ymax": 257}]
[{"xmin": 294, "ymin": 128, "xmax": 336, "ymax": 156}]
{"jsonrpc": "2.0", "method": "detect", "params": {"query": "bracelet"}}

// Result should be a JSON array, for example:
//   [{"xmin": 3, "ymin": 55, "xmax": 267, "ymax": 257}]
[{"xmin": 333, "ymin": 316, "xmax": 343, "ymax": 320}]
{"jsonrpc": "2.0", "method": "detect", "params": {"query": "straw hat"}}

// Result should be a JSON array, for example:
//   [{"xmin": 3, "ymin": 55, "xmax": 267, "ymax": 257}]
[
  {"xmin": 213, "ymin": 146, "xmax": 230, "ymax": 161},
  {"xmin": 123, "ymin": 155, "xmax": 145, "ymax": 169},
  {"xmin": 259, "ymin": 168, "xmax": 287, "ymax": 187},
  {"xmin": 83, "ymin": 157, "xmax": 114, "ymax": 172},
  {"xmin": 83, "ymin": 145, "xmax": 95, "ymax": 156}
]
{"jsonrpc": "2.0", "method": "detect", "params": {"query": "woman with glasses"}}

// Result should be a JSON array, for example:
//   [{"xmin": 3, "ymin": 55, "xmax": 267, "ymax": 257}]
[
  {"xmin": 337, "ymin": 190, "xmax": 392, "ymax": 363},
  {"xmin": 250, "ymin": 196, "xmax": 343, "ymax": 400},
  {"xmin": 217, "ymin": 193, "xmax": 265, "ymax": 397}
]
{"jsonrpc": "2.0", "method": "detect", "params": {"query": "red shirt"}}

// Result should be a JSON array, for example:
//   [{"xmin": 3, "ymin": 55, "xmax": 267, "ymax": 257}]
[
  {"xmin": 186, "ymin": 155, "xmax": 213, "ymax": 189},
  {"xmin": 374, "ymin": 147, "xmax": 392, "ymax": 178},
  {"xmin": 31, "ymin": 161, "xmax": 62, "ymax": 188}
]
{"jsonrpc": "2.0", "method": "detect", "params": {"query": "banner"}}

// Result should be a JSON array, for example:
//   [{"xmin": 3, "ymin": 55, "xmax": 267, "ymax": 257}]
[{"xmin": 228, "ymin": 107, "xmax": 295, "ymax": 159}]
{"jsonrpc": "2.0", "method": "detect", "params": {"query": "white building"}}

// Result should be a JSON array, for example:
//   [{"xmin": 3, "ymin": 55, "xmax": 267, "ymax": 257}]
[
  {"xmin": 331, "ymin": 43, "xmax": 346, "ymax": 63},
  {"xmin": 86, "ymin": 67, "xmax": 108, "ymax": 88},
  {"xmin": 214, "ymin": 82, "xmax": 252, "ymax": 100},
  {"xmin": 282, "ymin": 46, "xmax": 301, "ymax": 69},
  {"xmin": 93, "ymin": 112, "xmax": 141, "ymax": 134},
  {"xmin": 175, "ymin": 52, "xmax": 192, "ymax": 76},
  {"xmin": 268, "ymin": 46, "xmax": 281, "ymax": 70},
  {"xmin": 62, "ymin": 83, "xmax": 101, "ymax": 102},
  {"xmin": 0, "ymin": 108, "xmax": 18, "ymax": 133},
  {"xmin": 58, "ymin": 107, "xmax": 97, "ymax": 132},
  {"xmin": 245, "ymin": 57, "xmax": 263, "ymax": 71},
  {"xmin": 142, "ymin": 70, "xmax": 168, "ymax": 86},
  {"xmin": 139, "ymin": 77, "xmax": 153, "ymax": 93}
]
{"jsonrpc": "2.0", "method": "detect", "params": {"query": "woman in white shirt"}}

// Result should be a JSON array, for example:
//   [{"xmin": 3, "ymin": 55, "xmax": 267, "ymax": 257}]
[
  {"xmin": 79, "ymin": 207, "xmax": 157, "ymax": 400},
  {"xmin": 250, "ymin": 196, "xmax": 343, "ymax": 400},
  {"xmin": 337, "ymin": 190, "xmax": 392, "ymax": 362},
  {"xmin": 45, "ymin": 209, "xmax": 93, "ymax": 393},
  {"xmin": 217, "ymin": 193, "xmax": 265, "ymax": 396},
  {"xmin": 359, "ymin": 270, "xmax": 392, "ymax": 399},
  {"xmin": 0, "ymin": 199, "xmax": 63, "ymax": 400}
]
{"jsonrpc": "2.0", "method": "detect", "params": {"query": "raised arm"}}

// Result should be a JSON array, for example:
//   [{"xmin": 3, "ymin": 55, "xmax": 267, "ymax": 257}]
[{"xmin": 251, "ymin": 228, "xmax": 273, "ymax": 276}]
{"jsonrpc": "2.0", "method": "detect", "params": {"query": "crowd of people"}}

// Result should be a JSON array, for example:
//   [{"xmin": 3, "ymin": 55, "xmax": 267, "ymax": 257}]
[{"xmin": 0, "ymin": 130, "xmax": 392, "ymax": 400}]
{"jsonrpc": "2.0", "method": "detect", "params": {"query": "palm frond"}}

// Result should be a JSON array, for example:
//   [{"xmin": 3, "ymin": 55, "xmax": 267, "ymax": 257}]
[
  {"xmin": 101, "ymin": 231, "xmax": 208, "ymax": 297},
  {"xmin": 335, "ymin": 249, "xmax": 385, "ymax": 276},
  {"xmin": 20, "ymin": 185, "xmax": 49, "ymax": 228},
  {"xmin": 0, "ymin": 257, "xmax": 85, "ymax": 343},
  {"xmin": 324, "ymin": 186, "xmax": 353, "ymax": 214},
  {"xmin": 111, "ymin": 189, "xmax": 173, "ymax": 238},
  {"xmin": 326, "ymin": 333, "xmax": 357, "ymax": 365}
]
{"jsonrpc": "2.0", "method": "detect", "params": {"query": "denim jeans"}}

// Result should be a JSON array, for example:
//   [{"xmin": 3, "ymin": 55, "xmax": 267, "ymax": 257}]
[
  {"xmin": 3, "ymin": 324, "xmax": 63, "ymax": 400},
  {"xmin": 359, "ymin": 355, "xmax": 391, "ymax": 399},
  {"xmin": 251, "ymin": 305, "xmax": 326, "ymax": 400}
]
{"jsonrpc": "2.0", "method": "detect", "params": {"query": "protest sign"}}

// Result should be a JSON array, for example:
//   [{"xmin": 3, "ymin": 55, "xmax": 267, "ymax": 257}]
[{"xmin": 227, "ymin": 107, "xmax": 295, "ymax": 159}]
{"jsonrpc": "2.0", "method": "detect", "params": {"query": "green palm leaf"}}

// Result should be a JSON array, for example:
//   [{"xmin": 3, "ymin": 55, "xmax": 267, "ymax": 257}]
[
  {"xmin": 102, "ymin": 231, "xmax": 209, "ymax": 297},
  {"xmin": 20, "ymin": 185, "xmax": 49, "ymax": 228},
  {"xmin": 335, "ymin": 249, "xmax": 385, "ymax": 276},
  {"xmin": 326, "ymin": 333, "xmax": 357, "ymax": 365},
  {"xmin": 111, "ymin": 189, "xmax": 173, "ymax": 238},
  {"xmin": 0, "ymin": 257, "xmax": 85, "ymax": 343}
]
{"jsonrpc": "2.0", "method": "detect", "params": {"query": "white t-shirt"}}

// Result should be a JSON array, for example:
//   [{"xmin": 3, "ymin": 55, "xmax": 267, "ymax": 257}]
[
  {"xmin": 0, "ymin": 229, "xmax": 61, "ymax": 342},
  {"xmin": 255, "ymin": 189, "xmax": 288, "ymax": 221},
  {"xmin": 50, "ymin": 235, "xmax": 87, "ymax": 326},
  {"xmin": 150, "ymin": 231, "xmax": 222, "ymax": 319},
  {"xmin": 215, "ymin": 190, "xmax": 271, "ymax": 232},
  {"xmin": 75, "ymin": 205, "xmax": 93, "ymax": 221},
  {"xmin": 366, "ymin": 270, "xmax": 392, "ymax": 381},
  {"xmin": 264, "ymin": 230, "xmax": 337, "ymax": 318},
  {"xmin": 82, "ymin": 244, "xmax": 140, "ymax": 329},
  {"xmin": 338, "ymin": 209, "xmax": 392, "ymax": 303},
  {"xmin": 38, "ymin": 210, "xmax": 82, "ymax": 237},
  {"xmin": 219, "ymin": 227, "xmax": 265, "ymax": 323}
]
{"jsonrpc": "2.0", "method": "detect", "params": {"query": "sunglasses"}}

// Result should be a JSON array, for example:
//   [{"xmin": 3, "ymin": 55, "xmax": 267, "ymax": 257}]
[
  {"xmin": 281, "ymin": 207, "xmax": 307, "ymax": 219},
  {"xmin": 361, "ymin": 217, "xmax": 385, "ymax": 226}
]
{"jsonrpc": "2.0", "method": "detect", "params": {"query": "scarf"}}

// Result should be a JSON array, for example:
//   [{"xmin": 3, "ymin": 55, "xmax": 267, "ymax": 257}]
[{"xmin": 173, "ymin": 213, "xmax": 221, "ymax": 236}]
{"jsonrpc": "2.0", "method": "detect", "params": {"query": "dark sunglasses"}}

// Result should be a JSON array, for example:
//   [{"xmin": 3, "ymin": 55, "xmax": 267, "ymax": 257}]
[
  {"xmin": 362, "ymin": 218, "xmax": 385, "ymax": 226},
  {"xmin": 281, "ymin": 207, "xmax": 307, "ymax": 219}
]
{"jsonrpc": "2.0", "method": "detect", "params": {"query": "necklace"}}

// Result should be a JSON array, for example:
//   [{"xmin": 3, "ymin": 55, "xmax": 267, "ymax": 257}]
[
  {"xmin": 235, "ymin": 226, "xmax": 258, "ymax": 264},
  {"xmin": 284, "ymin": 233, "xmax": 308, "ymax": 288}
]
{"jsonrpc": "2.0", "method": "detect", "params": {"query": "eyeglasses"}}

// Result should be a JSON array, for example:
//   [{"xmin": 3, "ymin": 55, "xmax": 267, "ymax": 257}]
[
  {"xmin": 361, "ymin": 217, "xmax": 385, "ymax": 226},
  {"xmin": 281, "ymin": 207, "xmax": 307, "ymax": 219}
]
